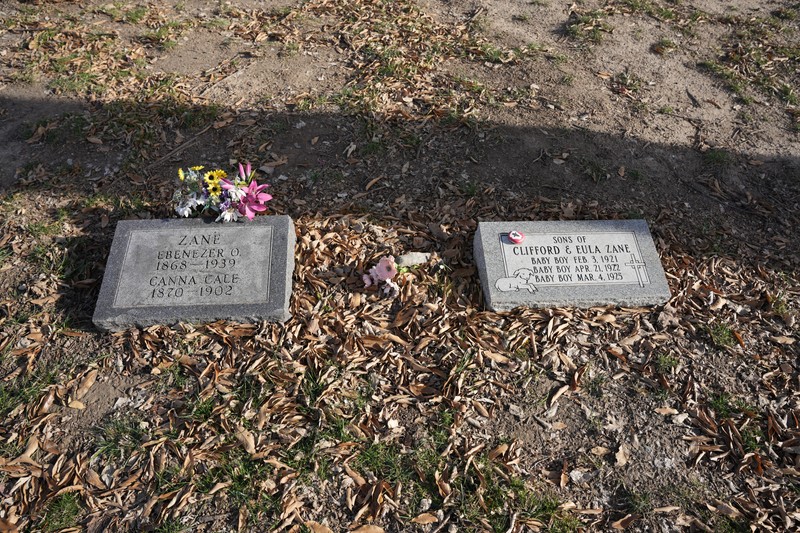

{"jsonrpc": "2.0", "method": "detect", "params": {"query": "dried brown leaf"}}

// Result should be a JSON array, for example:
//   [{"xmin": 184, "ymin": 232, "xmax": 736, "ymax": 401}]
[
  {"xmin": 351, "ymin": 525, "xmax": 384, "ymax": 533},
  {"xmin": 611, "ymin": 514, "xmax": 637, "ymax": 529},
  {"xmin": 75, "ymin": 369, "xmax": 97, "ymax": 400},
  {"xmin": 615, "ymin": 444, "xmax": 630, "ymax": 467},
  {"xmin": 411, "ymin": 513, "xmax": 438, "ymax": 524},
  {"xmin": 234, "ymin": 424, "xmax": 256, "ymax": 454},
  {"xmin": 305, "ymin": 522, "xmax": 334, "ymax": 533}
]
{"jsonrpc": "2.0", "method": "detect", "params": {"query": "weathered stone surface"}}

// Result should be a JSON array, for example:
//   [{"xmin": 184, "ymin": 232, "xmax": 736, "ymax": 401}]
[
  {"xmin": 474, "ymin": 220, "xmax": 670, "ymax": 311},
  {"xmin": 396, "ymin": 251, "xmax": 431, "ymax": 267},
  {"xmin": 93, "ymin": 216, "xmax": 294, "ymax": 331}
]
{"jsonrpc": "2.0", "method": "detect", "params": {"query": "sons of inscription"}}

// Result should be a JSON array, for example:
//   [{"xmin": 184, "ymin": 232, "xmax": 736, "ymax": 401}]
[
  {"xmin": 474, "ymin": 219, "xmax": 670, "ymax": 311},
  {"xmin": 93, "ymin": 216, "xmax": 295, "ymax": 331}
]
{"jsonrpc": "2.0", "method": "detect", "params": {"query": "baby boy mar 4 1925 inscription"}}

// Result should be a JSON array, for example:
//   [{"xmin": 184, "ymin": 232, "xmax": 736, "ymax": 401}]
[{"xmin": 497, "ymin": 231, "xmax": 650, "ymax": 291}]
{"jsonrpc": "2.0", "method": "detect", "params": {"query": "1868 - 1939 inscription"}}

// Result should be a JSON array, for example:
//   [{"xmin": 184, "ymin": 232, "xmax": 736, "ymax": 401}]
[
  {"xmin": 474, "ymin": 220, "xmax": 670, "ymax": 311},
  {"xmin": 93, "ymin": 217, "xmax": 294, "ymax": 331}
]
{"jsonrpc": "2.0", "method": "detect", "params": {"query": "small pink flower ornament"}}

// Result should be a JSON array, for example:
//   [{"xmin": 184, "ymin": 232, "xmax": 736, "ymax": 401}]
[{"xmin": 363, "ymin": 256, "xmax": 400, "ymax": 297}]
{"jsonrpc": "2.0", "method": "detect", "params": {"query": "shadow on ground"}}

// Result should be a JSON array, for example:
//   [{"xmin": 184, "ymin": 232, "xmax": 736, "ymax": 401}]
[{"xmin": 2, "ymin": 91, "xmax": 798, "ymax": 330}]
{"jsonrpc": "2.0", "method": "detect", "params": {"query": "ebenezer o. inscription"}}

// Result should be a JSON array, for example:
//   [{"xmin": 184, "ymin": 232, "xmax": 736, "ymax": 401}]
[
  {"xmin": 113, "ymin": 226, "xmax": 271, "ymax": 308},
  {"xmin": 474, "ymin": 220, "xmax": 670, "ymax": 311},
  {"xmin": 93, "ymin": 217, "xmax": 294, "ymax": 331}
]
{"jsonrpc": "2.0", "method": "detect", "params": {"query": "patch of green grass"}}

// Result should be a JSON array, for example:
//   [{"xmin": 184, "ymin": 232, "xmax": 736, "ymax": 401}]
[
  {"xmin": 547, "ymin": 53, "xmax": 569, "ymax": 65},
  {"xmin": 613, "ymin": 70, "xmax": 643, "ymax": 93},
  {"xmin": 94, "ymin": 416, "xmax": 146, "ymax": 460},
  {"xmin": 456, "ymin": 456, "xmax": 579, "ymax": 532},
  {"xmin": 715, "ymin": 516, "xmax": 750, "ymax": 533},
  {"xmin": 412, "ymin": 409, "xmax": 453, "ymax": 487},
  {"xmin": 709, "ymin": 393, "xmax": 734, "ymax": 419},
  {"xmin": 582, "ymin": 159, "xmax": 609, "ymax": 182},
  {"xmin": 356, "ymin": 442, "xmax": 410, "ymax": 484},
  {"xmin": 773, "ymin": 7, "xmax": 798, "ymax": 21},
  {"xmin": 566, "ymin": 10, "xmax": 613, "ymax": 43},
  {"xmin": 28, "ymin": 244, "xmax": 67, "ymax": 279},
  {"xmin": 655, "ymin": 353, "xmax": 679, "ymax": 374},
  {"xmin": 708, "ymin": 322, "xmax": 735, "ymax": 347},
  {"xmin": 282, "ymin": 41, "xmax": 301, "ymax": 56},
  {"xmin": 0, "ymin": 366, "xmax": 59, "ymax": 417},
  {"xmin": 159, "ymin": 362, "xmax": 189, "ymax": 391},
  {"xmin": 0, "ymin": 247, "xmax": 10, "ymax": 267},
  {"xmin": 586, "ymin": 373, "xmax": 606, "ymax": 398},
  {"xmin": 27, "ymin": 220, "xmax": 61, "ymax": 238},
  {"xmin": 319, "ymin": 415, "xmax": 351, "ymax": 442},
  {"xmin": 216, "ymin": 450, "xmax": 280, "ymax": 524},
  {"xmin": 141, "ymin": 21, "xmax": 186, "ymax": 50},
  {"xmin": 480, "ymin": 43, "xmax": 506, "ymax": 63},
  {"xmin": 361, "ymin": 139, "xmax": 386, "ymax": 156},
  {"xmin": 300, "ymin": 369, "xmax": 325, "ymax": 409},
  {"xmin": 188, "ymin": 396, "xmax": 215, "ymax": 423},
  {"xmin": 42, "ymin": 492, "xmax": 83, "ymax": 532},
  {"xmin": 703, "ymin": 148, "xmax": 731, "ymax": 167},
  {"xmin": 462, "ymin": 181, "xmax": 479, "ymax": 197},
  {"xmin": 155, "ymin": 518, "xmax": 186, "ymax": 533},
  {"xmin": 155, "ymin": 465, "xmax": 189, "ymax": 493},
  {"xmin": 778, "ymin": 83, "xmax": 798, "ymax": 106},
  {"xmin": 652, "ymin": 38, "xmax": 676, "ymax": 55},
  {"xmin": 698, "ymin": 60, "xmax": 751, "ymax": 102},
  {"xmin": 623, "ymin": 486, "xmax": 653, "ymax": 514},
  {"xmin": 125, "ymin": 6, "xmax": 148, "ymax": 24},
  {"xmin": 741, "ymin": 425, "xmax": 764, "ymax": 453}
]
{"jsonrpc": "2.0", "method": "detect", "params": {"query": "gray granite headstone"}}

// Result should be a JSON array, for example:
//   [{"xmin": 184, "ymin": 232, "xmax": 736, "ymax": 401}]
[
  {"xmin": 93, "ymin": 216, "xmax": 294, "ymax": 331},
  {"xmin": 474, "ymin": 220, "xmax": 670, "ymax": 311}
]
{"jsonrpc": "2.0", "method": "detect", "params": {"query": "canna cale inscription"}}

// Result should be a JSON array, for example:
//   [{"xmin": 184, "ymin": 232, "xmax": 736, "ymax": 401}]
[
  {"xmin": 93, "ymin": 216, "xmax": 294, "ymax": 331},
  {"xmin": 474, "ymin": 220, "xmax": 670, "ymax": 311}
]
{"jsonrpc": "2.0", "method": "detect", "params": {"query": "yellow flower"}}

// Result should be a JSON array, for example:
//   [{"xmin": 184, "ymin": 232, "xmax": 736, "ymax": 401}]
[
  {"xmin": 204, "ymin": 169, "xmax": 227, "ymax": 186},
  {"xmin": 178, "ymin": 168, "xmax": 185, "ymax": 181},
  {"xmin": 208, "ymin": 182, "xmax": 222, "ymax": 197},
  {"xmin": 190, "ymin": 165, "xmax": 205, "ymax": 171}
]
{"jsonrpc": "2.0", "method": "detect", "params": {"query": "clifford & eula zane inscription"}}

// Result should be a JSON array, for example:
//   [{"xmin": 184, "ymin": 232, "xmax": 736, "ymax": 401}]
[
  {"xmin": 474, "ymin": 220, "xmax": 671, "ymax": 311},
  {"xmin": 93, "ymin": 216, "xmax": 294, "ymax": 331}
]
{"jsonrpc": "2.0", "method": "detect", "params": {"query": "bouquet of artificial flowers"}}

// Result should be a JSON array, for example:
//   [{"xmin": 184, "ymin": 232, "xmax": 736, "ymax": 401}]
[{"xmin": 173, "ymin": 162, "xmax": 272, "ymax": 222}]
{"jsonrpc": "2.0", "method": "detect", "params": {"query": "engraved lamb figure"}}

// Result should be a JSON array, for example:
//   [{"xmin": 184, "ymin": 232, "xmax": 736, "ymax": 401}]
[{"xmin": 494, "ymin": 268, "xmax": 537, "ymax": 293}]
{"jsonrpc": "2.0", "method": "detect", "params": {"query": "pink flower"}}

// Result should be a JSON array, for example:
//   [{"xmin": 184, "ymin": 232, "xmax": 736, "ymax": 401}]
[
  {"xmin": 363, "ymin": 256, "xmax": 400, "ymax": 298},
  {"xmin": 368, "ymin": 256, "xmax": 397, "ymax": 283},
  {"xmin": 238, "ymin": 161, "xmax": 253, "ymax": 181},
  {"xmin": 237, "ymin": 179, "xmax": 272, "ymax": 220}
]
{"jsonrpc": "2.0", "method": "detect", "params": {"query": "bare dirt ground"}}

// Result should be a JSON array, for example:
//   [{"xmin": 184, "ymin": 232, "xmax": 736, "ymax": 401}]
[{"xmin": 0, "ymin": 1, "xmax": 798, "ymax": 532}]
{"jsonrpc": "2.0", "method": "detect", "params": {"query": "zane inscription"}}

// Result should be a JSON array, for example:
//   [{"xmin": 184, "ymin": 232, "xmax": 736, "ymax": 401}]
[
  {"xmin": 497, "ymin": 232, "xmax": 650, "ymax": 291},
  {"xmin": 112, "ymin": 226, "xmax": 273, "ymax": 308}
]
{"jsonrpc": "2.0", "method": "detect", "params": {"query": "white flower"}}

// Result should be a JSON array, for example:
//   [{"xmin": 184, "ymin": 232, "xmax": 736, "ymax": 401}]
[
  {"xmin": 185, "ymin": 192, "xmax": 202, "ymax": 208},
  {"xmin": 227, "ymin": 187, "xmax": 246, "ymax": 202},
  {"xmin": 175, "ymin": 192, "xmax": 203, "ymax": 217},
  {"xmin": 382, "ymin": 279, "xmax": 400, "ymax": 298},
  {"xmin": 176, "ymin": 203, "xmax": 193, "ymax": 217},
  {"xmin": 216, "ymin": 208, "xmax": 240, "ymax": 223}
]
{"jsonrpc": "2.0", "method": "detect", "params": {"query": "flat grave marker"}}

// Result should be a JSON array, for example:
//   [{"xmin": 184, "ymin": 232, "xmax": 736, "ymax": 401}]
[
  {"xmin": 474, "ymin": 220, "xmax": 670, "ymax": 311},
  {"xmin": 93, "ymin": 216, "xmax": 294, "ymax": 331}
]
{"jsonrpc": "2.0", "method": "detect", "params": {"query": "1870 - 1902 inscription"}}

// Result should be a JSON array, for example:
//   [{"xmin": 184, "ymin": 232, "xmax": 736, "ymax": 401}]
[
  {"xmin": 93, "ymin": 217, "xmax": 294, "ymax": 331},
  {"xmin": 474, "ymin": 220, "xmax": 670, "ymax": 311}
]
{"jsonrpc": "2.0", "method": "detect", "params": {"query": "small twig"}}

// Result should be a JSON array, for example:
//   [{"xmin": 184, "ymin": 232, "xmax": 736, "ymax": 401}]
[{"xmin": 144, "ymin": 125, "xmax": 212, "ymax": 171}]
